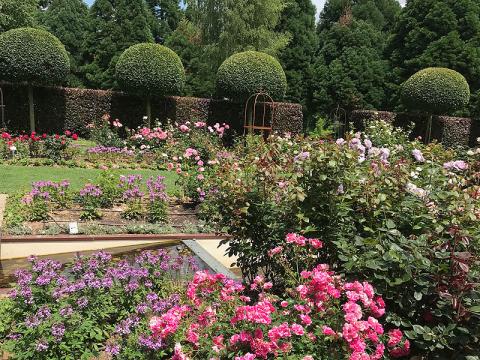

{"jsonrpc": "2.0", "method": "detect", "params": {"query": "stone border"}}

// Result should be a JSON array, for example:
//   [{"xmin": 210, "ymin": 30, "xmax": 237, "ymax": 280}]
[{"xmin": 0, "ymin": 194, "xmax": 7, "ymax": 228}]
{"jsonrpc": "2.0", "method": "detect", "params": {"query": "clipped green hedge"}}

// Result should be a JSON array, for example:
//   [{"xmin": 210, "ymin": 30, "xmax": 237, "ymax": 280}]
[
  {"xmin": 401, "ymin": 67, "xmax": 470, "ymax": 115},
  {"xmin": 0, "ymin": 27, "xmax": 69, "ymax": 86},
  {"xmin": 115, "ymin": 43, "xmax": 185, "ymax": 96},
  {"xmin": 216, "ymin": 51, "xmax": 287, "ymax": 101}
]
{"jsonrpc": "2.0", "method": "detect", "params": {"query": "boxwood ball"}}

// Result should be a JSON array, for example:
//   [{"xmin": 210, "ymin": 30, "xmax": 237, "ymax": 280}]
[
  {"xmin": 0, "ymin": 27, "xmax": 70, "ymax": 86},
  {"xmin": 401, "ymin": 67, "xmax": 470, "ymax": 115},
  {"xmin": 115, "ymin": 43, "xmax": 185, "ymax": 96},
  {"xmin": 216, "ymin": 51, "xmax": 287, "ymax": 101}
]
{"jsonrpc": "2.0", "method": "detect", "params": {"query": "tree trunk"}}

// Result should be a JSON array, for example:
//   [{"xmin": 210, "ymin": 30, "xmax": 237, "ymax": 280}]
[
  {"xmin": 145, "ymin": 96, "xmax": 152, "ymax": 128},
  {"xmin": 425, "ymin": 113, "xmax": 433, "ymax": 144},
  {"xmin": 28, "ymin": 85, "xmax": 35, "ymax": 132}
]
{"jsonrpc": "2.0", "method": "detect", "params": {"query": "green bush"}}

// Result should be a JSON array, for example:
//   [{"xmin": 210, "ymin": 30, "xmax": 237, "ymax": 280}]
[
  {"xmin": 216, "ymin": 51, "xmax": 287, "ymax": 101},
  {"xmin": 0, "ymin": 27, "xmax": 70, "ymax": 86},
  {"xmin": 401, "ymin": 67, "xmax": 470, "ymax": 115},
  {"xmin": 115, "ymin": 43, "xmax": 185, "ymax": 97}
]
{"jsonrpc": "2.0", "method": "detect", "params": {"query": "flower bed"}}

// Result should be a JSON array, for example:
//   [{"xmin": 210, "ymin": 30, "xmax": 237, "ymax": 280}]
[
  {"xmin": 190, "ymin": 121, "xmax": 480, "ymax": 357},
  {"xmin": 1, "ymin": 234, "xmax": 409, "ymax": 359},
  {"xmin": 3, "ymin": 173, "xmax": 212, "ymax": 236}
]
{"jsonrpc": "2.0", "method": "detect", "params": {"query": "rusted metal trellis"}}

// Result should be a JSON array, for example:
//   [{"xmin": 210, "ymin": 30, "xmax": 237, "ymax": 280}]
[{"xmin": 243, "ymin": 92, "xmax": 275, "ymax": 137}]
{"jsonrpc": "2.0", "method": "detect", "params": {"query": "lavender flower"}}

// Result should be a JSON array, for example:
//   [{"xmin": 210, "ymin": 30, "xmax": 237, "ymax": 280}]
[
  {"xmin": 105, "ymin": 343, "xmax": 121, "ymax": 356},
  {"xmin": 52, "ymin": 323, "xmax": 65, "ymax": 341},
  {"xmin": 35, "ymin": 341, "xmax": 49, "ymax": 352}
]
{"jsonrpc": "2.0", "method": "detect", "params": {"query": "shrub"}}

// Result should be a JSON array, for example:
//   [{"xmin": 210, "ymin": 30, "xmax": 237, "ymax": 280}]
[
  {"xmin": 401, "ymin": 68, "xmax": 470, "ymax": 115},
  {"xmin": 216, "ymin": 51, "xmax": 287, "ymax": 101},
  {"xmin": 198, "ymin": 122, "xmax": 480, "ymax": 357},
  {"xmin": 116, "ymin": 43, "xmax": 185, "ymax": 124}
]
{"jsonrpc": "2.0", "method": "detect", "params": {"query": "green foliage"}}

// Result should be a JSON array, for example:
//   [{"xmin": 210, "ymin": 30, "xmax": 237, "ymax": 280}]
[
  {"xmin": 175, "ymin": 0, "xmax": 290, "ymax": 98},
  {"xmin": 116, "ymin": 43, "xmax": 185, "ymax": 97},
  {"xmin": 165, "ymin": 19, "xmax": 214, "ymax": 97},
  {"xmin": 37, "ymin": 0, "xmax": 89, "ymax": 87},
  {"xmin": 308, "ymin": 116, "xmax": 334, "ymax": 139},
  {"xmin": 388, "ymin": 0, "xmax": 480, "ymax": 115},
  {"xmin": 401, "ymin": 67, "xmax": 471, "ymax": 115},
  {"xmin": 146, "ymin": 0, "xmax": 183, "ymax": 37},
  {"xmin": 0, "ymin": 27, "xmax": 69, "ymax": 86},
  {"xmin": 276, "ymin": 0, "xmax": 317, "ymax": 121},
  {"xmin": 199, "ymin": 124, "xmax": 480, "ymax": 357},
  {"xmin": 318, "ymin": 0, "xmax": 401, "ymax": 32},
  {"xmin": 216, "ymin": 51, "xmax": 287, "ymax": 101},
  {"xmin": 0, "ymin": 0, "xmax": 38, "ymax": 33},
  {"xmin": 311, "ymin": 19, "xmax": 389, "ymax": 114},
  {"xmin": 82, "ymin": 0, "xmax": 154, "ymax": 89}
]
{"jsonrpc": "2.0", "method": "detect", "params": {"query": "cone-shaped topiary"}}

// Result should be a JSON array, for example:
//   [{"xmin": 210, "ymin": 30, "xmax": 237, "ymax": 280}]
[
  {"xmin": 0, "ymin": 27, "xmax": 70, "ymax": 132},
  {"xmin": 401, "ymin": 67, "xmax": 470, "ymax": 115},
  {"xmin": 216, "ymin": 51, "xmax": 287, "ymax": 101},
  {"xmin": 116, "ymin": 43, "xmax": 185, "ymax": 126}
]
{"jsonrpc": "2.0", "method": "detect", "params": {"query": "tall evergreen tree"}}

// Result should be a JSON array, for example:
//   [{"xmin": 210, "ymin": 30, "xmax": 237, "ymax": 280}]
[
  {"xmin": 38, "ymin": 0, "xmax": 89, "ymax": 87},
  {"xmin": 311, "ymin": 11, "xmax": 390, "ymax": 118},
  {"xmin": 0, "ymin": 0, "xmax": 38, "ymax": 32},
  {"xmin": 318, "ymin": 0, "xmax": 400, "ymax": 32},
  {"xmin": 166, "ymin": 19, "xmax": 214, "ymax": 97},
  {"xmin": 146, "ymin": 0, "xmax": 182, "ymax": 38},
  {"xmin": 388, "ymin": 0, "xmax": 480, "ymax": 115},
  {"xmin": 276, "ymin": 0, "xmax": 317, "ymax": 118},
  {"xmin": 83, "ymin": 0, "xmax": 153, "ymax": 89}
]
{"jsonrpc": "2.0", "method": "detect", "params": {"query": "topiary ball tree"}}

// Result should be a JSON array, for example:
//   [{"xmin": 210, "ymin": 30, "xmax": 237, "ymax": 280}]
[
  {"xmin": 401, "ymin": 67, "xmax": 470, "ymax": 142},
  {"xmin": 115, "ymin": 43, "xmax": 185, "ymax": 127},
  {"xmin": 0, "ymin": 27, "xmax": 70, "ymax": 132},
  {"xmin": 216, "ymin": 51, "xmax": 287, "ymax": 101}
]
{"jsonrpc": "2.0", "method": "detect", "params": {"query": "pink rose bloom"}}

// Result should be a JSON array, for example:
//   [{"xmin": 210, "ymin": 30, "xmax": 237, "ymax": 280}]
[
  {"xmin": 179, "ymin": 124, "xmax": 190, "ymax": 133},
  {"xmin": 291, "ymin": 323, "xmax": 304, "ymax": 336},
  {"xmin": 322, "ymin": 326, "xmax": 336, "ymax": 336},
  {"xmin": 309, "ymin": 238, "xmax": 323, "ymax": 249}
]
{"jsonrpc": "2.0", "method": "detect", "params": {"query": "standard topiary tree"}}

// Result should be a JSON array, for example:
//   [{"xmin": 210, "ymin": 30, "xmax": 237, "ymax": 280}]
[
  {"xmin": 401, "ymin": 67, "xmax": 470, "ymax": 142},
  {"xmin": 0, "ymin": 27, "xmax": 70, "ymax": 132},
  {"xmin": 115, "ymin": 43, "xmax": 185, "ymax": 127},
  {"xmin": 216, "ymin": 51, "xmax": 287, "ymax": 102}
]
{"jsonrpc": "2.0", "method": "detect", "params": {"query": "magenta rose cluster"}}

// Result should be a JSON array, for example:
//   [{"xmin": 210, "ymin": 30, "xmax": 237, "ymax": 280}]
[{"xmin": 145, "ymin": 234, "xmax": 410, "ymax": 360}]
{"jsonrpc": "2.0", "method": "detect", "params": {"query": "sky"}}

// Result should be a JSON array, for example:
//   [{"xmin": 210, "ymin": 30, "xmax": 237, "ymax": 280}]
[{"xmin": 83, "ymin": 0, "xmax": 407, "ymax": 15}]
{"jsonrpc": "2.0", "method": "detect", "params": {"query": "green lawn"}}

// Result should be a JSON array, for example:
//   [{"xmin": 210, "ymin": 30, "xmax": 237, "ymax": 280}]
[{"xmin": 0, "ymin": 165, "xmax": 178, "ymax": 195}]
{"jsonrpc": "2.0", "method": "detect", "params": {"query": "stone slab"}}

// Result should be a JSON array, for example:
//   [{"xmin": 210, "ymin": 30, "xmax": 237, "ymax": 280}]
[{"xmin": 0, "ymin": 194, "xmax": 7, "ymax": 229}]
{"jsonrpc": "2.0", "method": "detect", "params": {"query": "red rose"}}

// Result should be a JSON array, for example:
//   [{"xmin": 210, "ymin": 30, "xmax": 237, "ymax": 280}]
[
  {"xmin": 55, "ymin": 134, "xmax": 60, "ymax": 139},
  {"xmin": 42, "ymin": 133, "xmax": 47, "ymax": 139},
  {"xmin": 72, "ymin": 134, "xmax": 78, "ymax": 140}
]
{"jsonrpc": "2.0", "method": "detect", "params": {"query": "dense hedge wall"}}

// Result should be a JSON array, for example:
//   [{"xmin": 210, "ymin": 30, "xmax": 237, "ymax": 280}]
[
  {"xmin": 351, "ymin": 110, "xmax": 478, "ymax": 147},
  {"xmin": 0, "ymin": 83, "xmax": 303, "ymax": 135}
]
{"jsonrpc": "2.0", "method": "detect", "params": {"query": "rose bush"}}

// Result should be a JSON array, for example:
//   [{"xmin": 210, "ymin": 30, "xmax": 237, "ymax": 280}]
[{"xmin": 197, "ymin": 121, "xmax": 480, "ymax": 357}]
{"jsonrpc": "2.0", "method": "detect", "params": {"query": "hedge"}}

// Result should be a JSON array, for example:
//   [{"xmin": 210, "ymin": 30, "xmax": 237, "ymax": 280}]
[
  {"xmin": 0, "ymin": 83, "xmax": 303, "ymax": 135},
  {"xmin": 351, "ymin": 110, "xmax": 478, "ymax": 147}
]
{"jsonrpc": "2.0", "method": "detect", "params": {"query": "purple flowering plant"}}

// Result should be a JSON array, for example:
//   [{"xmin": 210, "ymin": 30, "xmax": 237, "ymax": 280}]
[
  {"xmin": 2, "ymin": 249, "xmax": 198, "ymax": 359},
  {"xmin": 78, "ymin": 184, "xmax": 103, "ymax": 220},
  {"xmin": 119, "ymin": 174, "xmax": 145, "ymax": 220},
  {"xmin": 146, "ymin": 176, "xmax": 169, "ymax": 223}
]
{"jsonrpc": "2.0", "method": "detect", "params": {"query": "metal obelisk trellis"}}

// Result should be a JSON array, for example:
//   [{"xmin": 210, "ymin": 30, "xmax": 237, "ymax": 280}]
[
  {"xmin": 0, "ymin": 87, "xmax": 5, "ymax": 129},
  {"xmin": 243, "ymin": 92, "xmax": 275, "ymax": 137}
]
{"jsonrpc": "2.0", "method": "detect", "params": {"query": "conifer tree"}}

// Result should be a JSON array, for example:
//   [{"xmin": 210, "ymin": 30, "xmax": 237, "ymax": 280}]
[
  {"xmin": 83, "ymin": 0, "xmax": 154, "ymax": 89},
  {"xmin": 276, "ymin": 0, "xmax": 317, "ymax": 119},
  {"xmin": 146, "ymin": 0, "xmax": 183, "ymax": 38},
  {"xmin": 0, "ymin": 0, "xmax": 38, "ymax": 32},
  {"xmin": 38, "ymin": 0, "xmax": 89, "ymax": 87}
]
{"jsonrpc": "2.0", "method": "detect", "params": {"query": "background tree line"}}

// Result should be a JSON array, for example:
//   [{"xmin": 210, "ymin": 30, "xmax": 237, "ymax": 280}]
[{"xmin": 1, "ymin": 0, "xmax": 479, "ymax": 128}]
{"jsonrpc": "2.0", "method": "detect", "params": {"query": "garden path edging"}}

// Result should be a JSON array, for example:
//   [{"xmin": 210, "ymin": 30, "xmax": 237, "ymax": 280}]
[{"xmin": 0, "ymin": 194, "xmax": 7, "ymax": 228}]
